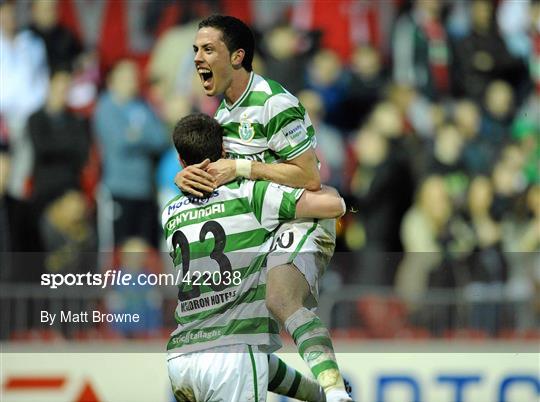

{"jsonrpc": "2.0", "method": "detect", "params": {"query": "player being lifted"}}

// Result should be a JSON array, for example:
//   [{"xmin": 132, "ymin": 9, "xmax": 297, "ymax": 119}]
[
  {"xmin": 165, "ymin": 113, "xmax": 346, "ymax": 401},
  {"xmin": 175, "ymin": 15, "xmax": 353, "ymax": 402}
]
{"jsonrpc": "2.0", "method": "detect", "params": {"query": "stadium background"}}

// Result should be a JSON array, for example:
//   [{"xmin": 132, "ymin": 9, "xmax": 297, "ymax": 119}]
[{"xmin": 0, "ymin": 0, "xmax": 539, "ymax": 401}]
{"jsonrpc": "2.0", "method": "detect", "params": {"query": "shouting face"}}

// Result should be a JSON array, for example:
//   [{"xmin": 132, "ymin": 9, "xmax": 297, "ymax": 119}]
[{"xmin": 193, "ymin": 27, "xmax": 235, "ymax": 97}]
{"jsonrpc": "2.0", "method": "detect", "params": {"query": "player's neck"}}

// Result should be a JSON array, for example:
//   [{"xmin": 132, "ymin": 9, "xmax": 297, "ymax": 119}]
[{"xmin": 224, "ymin": 69, "xmax": 252, "ymax": 106}]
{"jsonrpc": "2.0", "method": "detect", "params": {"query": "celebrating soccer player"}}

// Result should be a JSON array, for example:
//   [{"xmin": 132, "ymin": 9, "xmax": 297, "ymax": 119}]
[
  {"xmin": 165, "ymin": 113, "xmax": 346, "ymax": 401},
  {"xmin": 174, "ymin": 15, "xmax": 353, "ymax": 402}
]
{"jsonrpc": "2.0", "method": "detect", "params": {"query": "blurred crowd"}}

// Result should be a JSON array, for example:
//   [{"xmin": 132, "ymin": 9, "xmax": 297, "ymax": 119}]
[{"xmin": 1, "ymin": 0, "xmax": 539, "ymax": 331}]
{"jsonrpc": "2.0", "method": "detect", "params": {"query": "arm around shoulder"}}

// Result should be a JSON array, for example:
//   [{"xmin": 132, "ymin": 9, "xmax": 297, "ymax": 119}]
[
  {"xmin": 250, "ymin": 148, "xmax": 321, "ymax": 190},
  {"xmin": 295, "ymin": 185, "xmax": 346, "ymax": 219}
]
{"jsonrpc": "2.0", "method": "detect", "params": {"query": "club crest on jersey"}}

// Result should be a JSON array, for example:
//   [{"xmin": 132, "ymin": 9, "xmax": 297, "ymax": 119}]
[{"xmin": 238, "ymin": 114, "xmax": 255, "ymax": 142}]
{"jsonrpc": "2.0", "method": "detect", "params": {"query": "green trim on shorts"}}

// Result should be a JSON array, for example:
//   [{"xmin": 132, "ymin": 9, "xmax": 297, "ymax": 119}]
[
  {"xmin": 248, "ymin": 345, "xmax": 259, "ymax": 401},
  {"xmin": 288, "ymin": 220, "xmax": 319, "ymax": 264}
]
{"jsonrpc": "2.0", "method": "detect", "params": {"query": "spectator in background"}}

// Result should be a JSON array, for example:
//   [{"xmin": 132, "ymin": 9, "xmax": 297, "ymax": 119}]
[
  {"xmin": 147, "ymin": 18, "xmax": 200, "ymax": 102},
  {"xmin": 66, "ymin": 50, "xmax": 100, "ymax": 118},
  {"xmin": 94, "ymin": 59, "xmax": 168, "ymax": 248},
  {"xmin": 306, "ymin": 48, "xmax": 351, "ymax": 130},
  {"xmin": 155, "ymin": 94, "xmax": 191, "ymax": 224},
  {"xmin": 105, "ymin": 237, "xmax": 162, "ymax": 337},
  {"xmin": 455, "ymin": 99, "xmax": 496, "ymax": 175},
  {"xmin": 26, "ymin": 68, "xmax": 90, "ymax": 282},
  {"xmin": 522, "ymin": 185, "xmax": 540, "ymax": 326},
  {"xmin": 339, "ymin": 45, "xmax": 386, "ymax": 131},
  {"xmin": 512, "ymin": 99, "xmax": 540, "ymax": 185},
  {"xmin": 392, "ymin": 0, "xmax": 451, "ymax": 99},
  {"xmin": 464, "ymin": 177, "xmax": 506, "ymax": 264},
  {"xmin": 453, "ymin": 0, "xmax": 526, "ymax": 103},
  {"xmin": 395, "ymin": 176, "xmax": 455, "ymax": 306},
  {"xmin": 445, "ymin": 0, "xmax": 470, "ymax": 40},
  {"xmin": 346, "ymin": 108, "xmax": 414, "ymax": 285},
  {"xmin": 28, "ymin": 0, "xmax": 82, "ymax": 71},
  {"xmin": 29, "ymin": 69, "xmax": 90, "ymax": 219},
  {"xmin": 490, "ymin": 156, "xmax": 523, "ymax": 224},
  {"xmin": 297, "ymin": 89, "xmax": 345, "ymax": 191},
  {"xmin": 515, "ymin": 185, "xmax": 540, "ymax": 252},
  {"xmin": 0, "ymin": 0, "xmax": 49, "ymax": 253},
  {"xmin": 463, "ymin": 176, "xmax": 508, "ymax": 334},
  {"xmin": 260, "ymin": 24, "xmax": 312, "ymax": 95},
  {"xmin": 480, "ymin": 80, "xmax": 514, "ymax": 145},
  {"xmin": 425, "ymin": 123, "xmax": 469, "ymax": 207},
  {"xmin": 146, "ymin": 16, "xmax": 218, "ymax": 116},
  {"xmin": 497, "ymin": 0, "xmax": 534, "ymax": 59},
  {"xmin": 40, "ymin": 190, "xmax": 95, "ymax": 276}
]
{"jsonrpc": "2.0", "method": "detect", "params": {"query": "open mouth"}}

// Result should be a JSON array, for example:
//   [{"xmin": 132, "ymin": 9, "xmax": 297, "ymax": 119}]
[{"xmin": 198, "ymin": 68, "xmax": 213, "ymax": 89}]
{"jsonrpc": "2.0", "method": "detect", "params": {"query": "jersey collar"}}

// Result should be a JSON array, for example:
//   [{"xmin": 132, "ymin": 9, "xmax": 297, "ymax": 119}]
[{"xmin": 224, "ymin": 71, "xmax": 254, "ymax": 111}]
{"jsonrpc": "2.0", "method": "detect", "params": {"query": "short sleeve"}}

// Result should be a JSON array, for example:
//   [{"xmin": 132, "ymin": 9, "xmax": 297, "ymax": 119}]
[
  {"xmin": 264, "ymin": 95, "xmax": 312, "ymax": 161},
  {"xmin": 250, "ymin": 181, "xmax": 304, "ymax": 231}
]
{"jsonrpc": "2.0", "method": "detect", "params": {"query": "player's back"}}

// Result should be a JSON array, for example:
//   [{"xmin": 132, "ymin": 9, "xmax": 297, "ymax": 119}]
[{"xmin": 162, "ymin": 179, "xmax": 303, "ymax": 353}]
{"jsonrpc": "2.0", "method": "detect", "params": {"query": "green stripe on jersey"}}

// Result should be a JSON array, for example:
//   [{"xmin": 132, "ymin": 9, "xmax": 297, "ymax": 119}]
[
  {"xmin": 228, "ymin": 72, "xmax": 254, "ymax": 110},
  {"xmin": 266, "ymin": 79, "xmax": 287, "ymax": 96},
  {"xmin": 172, "ymin": 227, "xmax": 271, "ymax": 266},
  {"xmin": 164, "ymin": 178, "xmax": 298, "ymax": 353},
  {"xmin": 265, "ymin": 105, "xmax": 306, "ymax": 140},
  {"xmin": 164, "ymin": 197, "xmax": 250, "ymax": 237},
  {"xmin": 278, "ymin": 191, "xmax": 297, "ymax": 221},
  {"xmin": 251, "ymin": 181, "xmax": 270, "ymax": 224},
  {"xmin": 240, "ymin": 91, "xmax": 271, "ymax": 108},
  {"xmin": 215, "ymin": 73, "xmax": 316, "ymax": 164}
]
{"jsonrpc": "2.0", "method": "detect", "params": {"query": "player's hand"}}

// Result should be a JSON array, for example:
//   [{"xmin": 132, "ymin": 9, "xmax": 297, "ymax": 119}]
[
  {"xmin": 174, "ymin": 159, "xmax": 216, "ymax": 197},
  {"xmin": 207, "ymin": 159, "xmax": 236, "ymax": 187}
]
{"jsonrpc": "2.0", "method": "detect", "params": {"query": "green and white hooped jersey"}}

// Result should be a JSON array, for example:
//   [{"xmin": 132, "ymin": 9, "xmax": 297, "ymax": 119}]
[
  {"xmin": 215, "ymin": 72, "xmax": 316, "ymax": 163},
  {"xmin": 162, "ymin": 179, "xmax": 304, "ymax": 353}
]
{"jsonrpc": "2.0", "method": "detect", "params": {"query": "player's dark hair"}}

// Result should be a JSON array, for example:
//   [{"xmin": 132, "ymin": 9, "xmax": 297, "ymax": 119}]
[
  {"xmin": 172, "ymin": 113, "xmax": 223, "ymax": 166},
  {"xmin": 198, "ymin": 15, "xmax": 254, "ymax": 72}
]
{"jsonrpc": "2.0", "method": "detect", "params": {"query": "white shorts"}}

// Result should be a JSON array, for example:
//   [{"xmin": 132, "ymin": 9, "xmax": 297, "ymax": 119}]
[
  {"xmin": 267, "ymin": 218, "xmax": 336, "ymax": 307},
  {"xmin": 167, "ymin": 344, "xmax": 268, "ymax": 402}
]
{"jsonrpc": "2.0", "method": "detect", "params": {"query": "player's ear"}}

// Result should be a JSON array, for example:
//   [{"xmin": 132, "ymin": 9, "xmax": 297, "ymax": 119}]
[
  {"xmin": 231, "ymin": 49, "xmax": 245, "ymax": 69},
  {"xmin": 221, "ymin": 144, "xmax": 226, "ymax": 159},
  {"xmin": 178, "ymin": 155, "xmax": 187, "ymax": 168}
]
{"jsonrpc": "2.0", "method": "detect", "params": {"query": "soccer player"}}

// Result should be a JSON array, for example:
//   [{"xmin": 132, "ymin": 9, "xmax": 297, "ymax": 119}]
[
  {"xmin": 175, "ymin": 15, "xmax": 352, "ymax": 402},
  {"xmin": 165, "ymin": 113, "xmax": 345, "ymax": 401}
]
